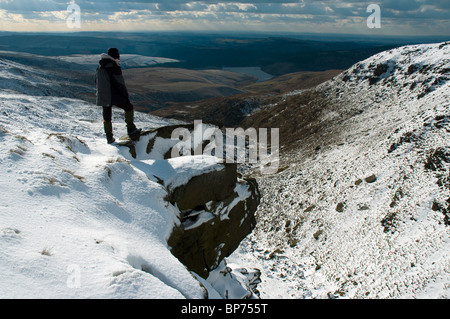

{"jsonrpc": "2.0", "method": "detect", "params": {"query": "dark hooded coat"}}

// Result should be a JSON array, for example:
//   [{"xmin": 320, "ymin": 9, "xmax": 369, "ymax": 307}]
[{"xmin": 95, "ymin": 54, "xmax": 129, "ymax": 107}]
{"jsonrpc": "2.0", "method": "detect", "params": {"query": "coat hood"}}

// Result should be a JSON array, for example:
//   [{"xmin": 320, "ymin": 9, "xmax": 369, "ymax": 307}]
[{"xmin": 99, "ymin": 53, "xmax": 120, "ymax": 67}]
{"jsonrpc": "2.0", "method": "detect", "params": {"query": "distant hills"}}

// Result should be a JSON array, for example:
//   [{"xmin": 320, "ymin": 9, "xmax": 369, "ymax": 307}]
[{"xmin": 0, "ymin": 32, "xmax": 425, "ymax": 75}]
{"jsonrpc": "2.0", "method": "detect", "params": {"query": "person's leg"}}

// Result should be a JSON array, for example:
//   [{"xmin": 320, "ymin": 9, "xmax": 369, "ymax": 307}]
[
  {"xmin": 102, "ymin": 106, "xmax": 115, "ymax": 144},
  {"xmin": 118, "ymin": 102, "xmax": 140, "ymax": 136}
]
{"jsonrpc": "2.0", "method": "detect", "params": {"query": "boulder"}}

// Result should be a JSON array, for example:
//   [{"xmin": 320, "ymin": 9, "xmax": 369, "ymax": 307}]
[
  {"xmin": 167, "ymin": 167, "xmax": 260, "ymax": 278},
  {"xmin": 365, "ymin": 174, "xmax": 377, "ymax": 183},
  {"xmin": 168, "ymin": 163, "xmax": 237, "ymax": 211}
]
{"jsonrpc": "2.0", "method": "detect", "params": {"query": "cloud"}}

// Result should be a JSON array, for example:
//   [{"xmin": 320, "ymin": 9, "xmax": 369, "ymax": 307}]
[{"xmin": 0, "ymin": 1, "xmax": 448, "ymax": 35}]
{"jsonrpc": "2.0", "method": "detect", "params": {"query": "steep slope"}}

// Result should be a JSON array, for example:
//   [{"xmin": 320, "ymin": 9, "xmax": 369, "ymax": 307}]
[{"xmin": 230, "ymin": 42, "xmax": 450, "ymax": 298}]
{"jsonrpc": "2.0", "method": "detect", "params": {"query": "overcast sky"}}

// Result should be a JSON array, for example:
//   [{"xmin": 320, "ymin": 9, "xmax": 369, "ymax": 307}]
[{"xmin": 0, "ymin": 0, "xmax": 449, "ymax": 36}]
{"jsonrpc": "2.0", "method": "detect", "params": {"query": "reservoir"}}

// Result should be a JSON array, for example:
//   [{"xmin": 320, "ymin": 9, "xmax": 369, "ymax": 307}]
[{"xmin": 222, "ymin": 66, "xmax": 273, "ymax": 82}]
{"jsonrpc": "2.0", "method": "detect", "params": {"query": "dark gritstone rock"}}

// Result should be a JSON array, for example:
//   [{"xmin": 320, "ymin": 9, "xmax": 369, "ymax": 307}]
[{"xmin": 167, "ymin": 166, "xmax": 260, "ymax": 278}]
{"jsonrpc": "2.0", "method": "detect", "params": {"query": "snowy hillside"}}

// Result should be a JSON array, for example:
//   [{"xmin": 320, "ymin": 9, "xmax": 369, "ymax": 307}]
[
  {"xmin": 51, "ymin": 54, "xmax": 179, "ymax": 69},
  {"xmin": 0, "ymin": 51, "xmax": 179, "ymax": 71},
  {"xmin": 230, "ymin": 42, "xmax": 450, "ymax": 298},
  {"xmin": 0, "ymin": 58, "xmax": 257, "ymax": 298}
]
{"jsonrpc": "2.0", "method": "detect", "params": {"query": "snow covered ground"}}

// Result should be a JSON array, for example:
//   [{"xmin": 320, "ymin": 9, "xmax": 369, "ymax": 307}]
[
  {"xmin": 229, "ymin": 42, "xmax": 450, "ymax": 299},
  {"xmin": 0, "ymin": 56, "xmax": 256, "ymax": 298},
  {"xmin": 0, "ymin": 92, "xmax": 204, "ymax": 298}
]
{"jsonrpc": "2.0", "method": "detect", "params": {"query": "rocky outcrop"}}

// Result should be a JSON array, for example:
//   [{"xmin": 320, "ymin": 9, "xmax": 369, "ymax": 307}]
[
  {"xmin": 118, "ymin": 124, "xmax": 260, "ymax": 279},
  {"xmin": 167, "ymin": 169, "xmax": 259, "ymax": 278}
]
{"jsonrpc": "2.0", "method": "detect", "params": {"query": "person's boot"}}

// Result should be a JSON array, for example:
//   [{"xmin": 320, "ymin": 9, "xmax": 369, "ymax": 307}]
[
  {"xmin": 124, "ymin": 110, "xmax": 141, "ymax": 138},
  {"xmin": 104, "ymin": 120, "xmax": 115, "ymax": 144},
  {"xmin": 106, "ymin": 134, "xmax": 116, "ymax": 144}
]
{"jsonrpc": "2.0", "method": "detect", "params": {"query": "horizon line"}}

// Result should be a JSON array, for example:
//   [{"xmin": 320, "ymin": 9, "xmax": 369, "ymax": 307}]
[{"xmin": 1, "ymin": 30, "xmax": 449, "ymax": 39}]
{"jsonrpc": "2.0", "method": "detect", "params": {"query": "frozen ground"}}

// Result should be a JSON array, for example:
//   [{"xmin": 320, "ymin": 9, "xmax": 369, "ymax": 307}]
[{"xmin": 228, "ymin": 42, "xmax": 450, "ymax": 299}]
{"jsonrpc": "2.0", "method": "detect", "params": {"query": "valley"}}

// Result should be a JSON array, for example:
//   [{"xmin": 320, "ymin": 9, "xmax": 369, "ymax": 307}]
[
  {"xmin": 123, "ymin": 66, "xmax": 257, "ymax": 112},
  {"xmin": 142, "ymin": 69, "xmax": 343, "ymax": 125}
]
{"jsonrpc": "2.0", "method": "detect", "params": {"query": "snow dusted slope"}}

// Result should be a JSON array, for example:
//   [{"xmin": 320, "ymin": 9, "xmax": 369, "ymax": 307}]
[
  {"xmin": 230, "ymin": 42, "xmax": 450, "ymax": 298},
  {"xmin": 0, "ymin": 55, "xmax": 221, "ymax": 298},
  {"xmin": 0, "ymin": 58, "xmax": 74, "ymax": 97},
  {"xmin": 0, "ymin": 51, "xmax": 179, "ymax": 71}
]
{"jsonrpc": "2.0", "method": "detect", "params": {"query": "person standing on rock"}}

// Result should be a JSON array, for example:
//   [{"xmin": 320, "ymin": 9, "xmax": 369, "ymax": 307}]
[{"xmin": 96, "ymin": 48, "xmax": 141, "ymax": 144}]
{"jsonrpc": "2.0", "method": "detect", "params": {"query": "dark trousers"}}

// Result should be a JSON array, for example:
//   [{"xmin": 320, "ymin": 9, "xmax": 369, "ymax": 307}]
[{"xmin": 102, "ymin": 102, "xmax": 133, "ymax": 122}]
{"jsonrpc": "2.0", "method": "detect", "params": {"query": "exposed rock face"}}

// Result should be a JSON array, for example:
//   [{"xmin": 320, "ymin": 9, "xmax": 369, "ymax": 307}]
[
  {"xmin": 167, "ymin": 170, "xmax": 259, "ymax": 278},
  {"xmin": 169, "ymin": 162, "xmax": 238, "ymax": 212},
  {"xmin": 119, "ymin": 124, "xmax": 260, "ymax": 279}
]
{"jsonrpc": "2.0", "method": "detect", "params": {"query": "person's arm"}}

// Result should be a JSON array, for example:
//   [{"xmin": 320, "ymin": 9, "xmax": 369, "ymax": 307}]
[
  {"xmin": 96, "ymin": 67, "xmax": 112, "ymax": 106},
  {"xmin": 109, "ymin": 66, "xmax": 129, "ymax": 102}
]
